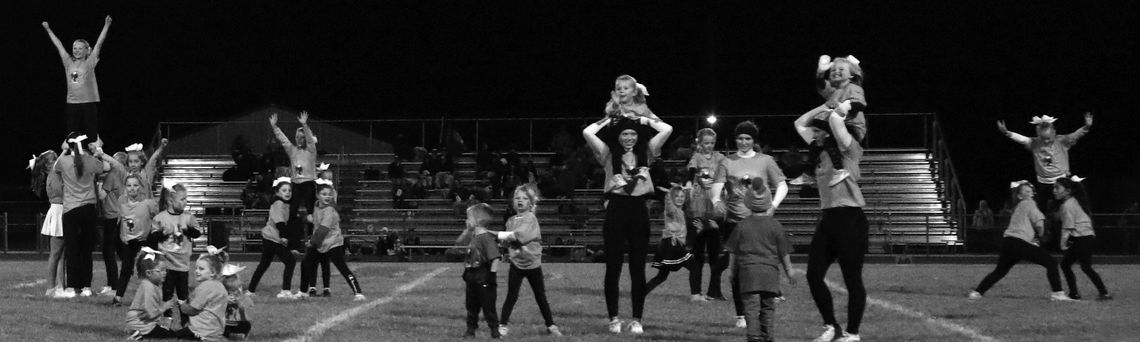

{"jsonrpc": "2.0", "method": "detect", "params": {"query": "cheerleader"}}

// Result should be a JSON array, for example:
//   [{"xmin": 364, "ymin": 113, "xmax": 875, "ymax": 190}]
[
  {"xmin": 644, "ymin": 186, "xmax": 698, "ymax": 296},
  {"xmin": 1054, "ymin": 176, "xmax": 1111, "ymax": 300}
]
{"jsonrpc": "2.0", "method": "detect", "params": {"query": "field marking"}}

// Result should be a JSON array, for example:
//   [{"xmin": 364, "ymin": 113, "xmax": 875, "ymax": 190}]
[
  {"xmin": 284, "ymin": 267, "xmax": 448, "ymax": 342},
  {"xmin": 798, "ymin": 268, "xmax": 1000, "ymax": 342},
  {"xmin": 7, "ymin": 279, "xmax": 47, "ymax": 290}
]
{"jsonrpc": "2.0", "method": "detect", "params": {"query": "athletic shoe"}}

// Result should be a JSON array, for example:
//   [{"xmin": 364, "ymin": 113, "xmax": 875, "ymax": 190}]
[
  {"xmin": 1068, "ymin": 293, "xmax": 1082, "ymax": 300},
  {"xmin": 967, "ymin": 291, "xmax": 983, "ymax": 301},
  {"xmin": 775, "ymin": 296, "xmax": 787, "ymax": 303},
  {"xmin": 707, "ymin": 295, "xmax": 728, "ymax": 301},
  {"xmin": 1098, "ymin": 293, "xmax": 1114, "ymax": 301},
  {"xmin": 79, "ymin": 287, "xmax": 93, "ymax": 297},
  {"xmin": 1050, "ymin": 291, "xmax": 1077, "ymax": 302},
  {"xmin": 735, "ymin": 315, "xmax": 747, "ymax": 329},
  {"xmin": 247, "ymin": 292, "xmax": 258, "ymax": 297},
  {"xmin": 788, "ymin": 174, "xmax": 815, "ymax": 186},
  {"xmin": 828, "ymin": 169, "xmax": 851, "ymax": 187},
  {"xmin": 276, "ymin": 290, "xmax": 295, "ymax": 299},
  {"xmin": 56, "ymin": 288, "xmax": 77, "ymax": 299},
  {"xmin": 690, "ymin": 294, "xmax": 709, "ymax": 302},
  {"xmin": 834, "ymin": 332, "xmax": 861, "ymax": 342},
  {"xmin": 99, "ymin": 286, "xmax": 114, "ymax": 296},
  {"xmin": 321, "ymin": 288, "xmax": 332, "ymax": 297},
  {"xmin": 547, "ymin": 325, "xmax": 563, "ymax": 336},
  {"xmin": 307, "ymin": 287, "xmax": 319, "ymax": 297},
  {"xmin": 295, "ymin": 291, "xmax": 310, "ymax": 299},
  {"xmin": 628, "ymin": 320, "xmax": 644, "ymax": 334},
  {"xmin": 462, "ymin": 329, "xmax": 476, "ymax": 338},
  {"xmin": 607, "ymin": 318, "xmax": 623, "ymax": 334},
  {"xmin": 45, "ymin": 288, "xmax": 57, "ymax": 297},
  {"xmin": 497, "ymin": 325, "xmax": 509, "ymax": 337},
  {"xmin": 111, "ymin": 296, "xmax": 124, "ymax": 307},
  {"xmin": 811, "ymin": 325, "xmax": 836, "ymax": 342},
  {"xmin": 353, "ymin": 293, "xmax": 367, "ymax": 301}
]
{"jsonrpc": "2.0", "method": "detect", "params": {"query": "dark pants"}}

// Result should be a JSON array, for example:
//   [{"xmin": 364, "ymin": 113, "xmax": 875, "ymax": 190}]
[
  {"xmin": 65, "ymin": 102, "xmax": 99, "ymax": 140},
  {"xmin": 115, "ymin": 239, "xmax": 143, "ymax": 297},
  {"xmin": 224, "ymin": 321, "xmax": 253, "ymax": 338},
  {"xmin": 1061, "ymin": 236, "xmax": 1108, "ymax": 296},
  {"xmin": 975, "ymin": 237, "xmax": 1063, "ymax": 294},
  {"xmin": 139, "ymin": 326, "xmax": 202, "ymax": 340},
  {"xmin": 301, "ymin": 246, "xmax": 362, "ymax": 294},
  {"xmin": 63, "ymin": 204, "xmax": 97, "ymax": 289},
  {"xmin": 603, "ymin": 196, "xmax": 650, "ymax": 320},
  {"xmin": 101, "ymin": 218, "xmax": 120, "ymax": 289},
  {"xmin": 688, "ymin": 217, "xmax": 724, "ymax": 297},
  {"xmin": 743, "ymin": 291, "xmax": 779, "ymax": 342},
  {"xmin": 1034, "ymin": 182, "xmax": 1061, "ymax": 250},
  {"xmin": 644, "ymin": 262, "xmax": 699, "ymax": 296},
  {"xmin": 248, "ymin": 240, "xmax": 296, "ymax": 292},
  {"xmin": 806, "ymin": 207, "xmax": 868, "ymax": 335},
  {"xmin": 464, "ymin": 267, "xmax": 500, "ymax": 335},
  {"xmin": 501, "ymin": 264, "xmax": 555, "ymax": 327},
  {"xmin": 163, "ymin": 270, "xmax": 190, "ymax": 301},
  {"xmin": 289, "ymin": 181, "xmax": 317, "ymax": 238},
  {"xmin": 721, "ymin": 221, "xmax": 748, "ymax": 316}
]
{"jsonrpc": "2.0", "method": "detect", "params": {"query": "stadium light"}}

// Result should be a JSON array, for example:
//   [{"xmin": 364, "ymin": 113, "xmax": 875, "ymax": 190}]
[{"xmin": 706, "ymin": 114, "xmax": 717, "ymax": 125}]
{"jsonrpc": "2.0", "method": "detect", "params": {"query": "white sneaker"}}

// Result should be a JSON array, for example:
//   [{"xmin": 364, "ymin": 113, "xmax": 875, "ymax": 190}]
[
  {"xmin": 835, "ymin": 332, "xmax": 861, "ymax": 342},
  {"xmin": 296, "ymin": 291, "xmax": 310, "ymax": 299},
  {"xmin": 812, "ymin": 325, "xmax": 836, "ymax": 342},
  {"xmin": 829, "ymin": 169, "xmax": 851, "ymax": 187},
  {"xmin": 690, "ymin": 294, "xmax": 709, "ymax": 302},
  {"xmin": 353, "ymin": 293, "xmax": 367, "ymax": 301},
  {"xmin": 775, "ymin": 296, "xmax": 787, "ymax": 303},
  {"xmin": 497, "ymin": 325, "xmax": 509, "ymax": 337},
  {"xmin": 628, "ymin": 320, "xmax": 643, "ymax": 334},
  {"xmin": 734, "ymin": 315, "xmax": 747, "ymax": 328},
  {"xmin": 79, "ymin": 287, "xmax": 93, "ymax": 297},
  {"xmin": 45, "ymin": 288, "xmax": 57, "ymax": 297},
  {"xmin": 276, "ymin": 290, "xmax": 296, "ymax": 299},
  {"xmin": 607, "ymin": 318, "xmax": 623, "ymax": 334},
  {"xmin": 789, "ymin": 174, "xmax": 814, "ymax": 186},
  {"xmin": 547, "ymin": 325, "xmax": 563, "ymax": 336},
  {"xmin": 968, "ymin": 291, "xmax": 983, "ymax": 301},
  {"xmin": 1050, "ymin": 291, "xmax": 1077, "ymax": 302},
  {"xmin": 99, "ymin": 286, "xmax": 114, "ymax": 296},
  {"xmin": 57, "ymin": 288, "xmax": 77, "ymax": 299}
]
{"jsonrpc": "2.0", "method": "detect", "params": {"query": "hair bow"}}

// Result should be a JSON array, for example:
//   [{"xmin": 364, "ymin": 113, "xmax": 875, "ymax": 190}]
[
  {"xmin": 161, "ymin": 178, "xmax": 179, "ymax": 190},
  {"xmin": 273, "ymin": 177, "xmax": 292, "ymax": 187},
  {"xmin": 124, "ymin": 143, "xmax": 144, "ymax": 152},
  {"xmin": 206, "ymin": 245, "xmax": 226, "ymax": 256},
  {"xmin": 1070, "ymin": 175, "xmax": 1085, "ymax": 182},
  {"xmin": 27, "ymin": 154, "xmax": 37, "ymax": 170},
  {"xmin": 317, "ymin": 163, "xmax": 330, "ymax": 171},
  {"xmin": 1030, "ymin": 115, "xmax": 1058, "ymax": 125},
  {"xmin": 846, "ymin": 55, "xmax": 861, "ymax": 65},
  {"xmin": 1009, "ymin": 180, "xmax": 1030, "ymax": 189},
  {"xmin": 315, "ymin": 178, "xmax": 334, "ymax": 186},
  {"xmin": 140, "ymin": 246, "xmax": 165, "ymax": 261},
  {"xmin": 636, "ymin": 83, "xmax": 649, "ymax": 96},
  {"xmin": 221, "ymin": 263, "xmax": 246, "ymax": 276},
  {"xmin": 67, "ymin": 135, "xmax": 88, "ymax": 144}
]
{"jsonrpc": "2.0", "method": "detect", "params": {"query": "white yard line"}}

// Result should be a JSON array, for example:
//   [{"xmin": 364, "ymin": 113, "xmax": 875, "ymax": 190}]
[
  {"xmin": 7, "ymin": 279, "xmax": 47, "ymax": 290},
  {"xmin": 797, "ymin": 268, "xmax": 1000, "ymax": 342},
  {"xmin": 284, "ymin": 267, "xmax": 449, "ymax": 342}
]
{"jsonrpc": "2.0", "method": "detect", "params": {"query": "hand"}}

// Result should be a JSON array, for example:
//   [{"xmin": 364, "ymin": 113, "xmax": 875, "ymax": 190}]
[
  {"xmin": 160, "ymin": 138, "xmax": 169, "ymax": 147},
  {"xmin": 227, "ymin": 294, "xmax": 237, "ymax": 303},
  {"xmin": 817, "ymin": 55, "xmax": 833, "ymax": 73},
  {"xmin": 713, "ymin": 199, "xmax": 726, "ymax": 216},
  {"xmin": 42, "ymin": 22, "xmax": 50, "ymax": 29},
  {"xmin": 638, "ymin": 116, "xmax": 651, "ymax": 126},
  {"xmin": 785, "ymin": 273, "xmax": 798, "ymax": 286},
  {"xmin": 836, "ymin": 100, "xmax": 852, "ymax": 116},
  {"xmin": 306, "ymin": 214, "xmax": 313, "ymax": 223},
  {"xmin": 1084, "ymin": 112, "xmax": 1093, "ymax": 127},
  {"xmin": 996, "ymin": 120, "xmax": 1008, "ymax": 134},
  {"xmin": 299, "ymin": 111, "xmax": 309, "ymax": 124},
  {"xmin": 105, "ymin": 15, "xmax": 112, "ymax": 25},
  {"xmin": 280, "ymin": 238, "xmax": 288, "ymax": 245},
  {"xmin": 269, "ymin": 113, "xmax": 278, "ymax": 126},
  {"xmin": 610, "ymin": 90, "xmax": 620, "ymax": 103}
]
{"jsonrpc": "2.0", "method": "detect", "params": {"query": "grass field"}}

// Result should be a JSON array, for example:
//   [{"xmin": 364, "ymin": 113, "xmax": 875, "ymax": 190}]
[{"xmin": 0, "ymin": 260, "xmax": 1137, "ymax": 342}]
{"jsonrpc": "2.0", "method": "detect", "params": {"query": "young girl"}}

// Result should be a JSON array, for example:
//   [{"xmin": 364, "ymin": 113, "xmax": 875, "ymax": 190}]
[
  {"xmin": 997, "ymin": 113, "xmax": 1093, "ymax": 223},
  {"xmin": 299, "ymin": 183, "xmax": 365, "ymax": 300},
  {"xmin": 724, "ymin": 187, "xmax": 796, "ymax": 342},
  {"xmin": 970, "ymin": 181, "xmax": 1074, "ymax": 301},
  {"xmin": 686, "ymin": 128, "xmax": 726, "ymax": 302},
  {"xmin": 269, "ymin": 111, "xmax": 320, "ymax": 240},
  {"xmin": 113, "ymin": 174, "xmax": 160, "ymax": 305},
  {"xmin": 126, "ymin": 247, "xmax": 177, "ymax": 340},
  {"xmin": 497, "ymin": 185, "xmax": 562, "ymax": 337},
  {"xmin": 222, "ymin": 264, "xmax": 254, "ymax": 339},
  {"xmin": 1054, "ymin": 176, "xmax": 1111, "ymax": 300},
  {"xmin": 32, "ymin": 149, "xmax": 70, "ymax": 298},
  {"xmin": 248, "ymin": 178, "xmax": 300, "ymax": 298},
  {"xmin": 56, "ymin": 133, "xmax": 114, "ymax": 297},
  {"xmin": 807, "ymin": 55, "xmax": 867, "ymax": 186},
  {"xmin": 98, "ymin": 149, "xmax": 129, "ymax": 297},
  {"xmin": 151, "ymin": 182, "xmax": 203, "ymax": 302},
  {"xmin": 42, "ymin": 15, "xmax": 112, "ymax": 141},
  {"xmin": 645, "ymin": 186, "xmax": 697, "ymax": 295},
  {"xmin": 605, "ymin": 75, "xmax": 659, "ymax": 121},
  {"xmin": 172, "ymin": 250, "xmax": 231, "ymax": 341},
  {"xmin": 313, "ymin": 172, "xmax": 336, "ymax": 294},
  {"xmin": 123, "ymin": 139, "xmax": 169, "ymax": 198}
]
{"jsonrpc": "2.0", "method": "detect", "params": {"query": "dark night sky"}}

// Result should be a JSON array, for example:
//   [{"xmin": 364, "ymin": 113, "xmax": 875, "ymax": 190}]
[{"xmin": 3, "ymin": 1, "xmax": 1137, "ymax": 210}]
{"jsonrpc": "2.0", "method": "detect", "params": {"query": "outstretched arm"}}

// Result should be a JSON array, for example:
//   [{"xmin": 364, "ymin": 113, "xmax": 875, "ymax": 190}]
[
  {"xmin": 269, "ymin": 113, "xmax": 295, "ymax": 149},
  {"xmin": 1066, "ymin": 112, "xmax": 1093, "ymax": 142},
  {"xmin": 42, "ymin": 22, "xmax": 69, "ymax": 61},
  {"xmin": 144, "ymin": 138, "xmax": 168, "ymax": 176},
  {"xmin": 582, "ymin": 117, "xmax": 612, "ymax": 165},
  {"xmin": 298, "ymin": 110, "xmax": 319, "ymax": 148},
  {"xmin": 644, "ymin": 117, "xmax": 673, "ymax": 158},
  {"xmin": 91, "ymin": 15, "xmax": 111, "ymax": 59},
  {"xmin": 794, "ymin": 111, "xmax": 815, "ymax": 144},
  {"xmin": 996, "ymin": 120, "xmax": 1032, "ymax": 146}
]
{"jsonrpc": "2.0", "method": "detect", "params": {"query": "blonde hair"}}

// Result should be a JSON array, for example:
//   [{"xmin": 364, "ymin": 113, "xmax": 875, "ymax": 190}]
[
  {"xmin": 831, "ymin": 57, "xmax": 864, "ymax": 85},
  {"xmin": 513, "ymin": 184, "xmax": 540, "ymax": 211},
  {"xmin": 665, "ymin": 186, "xmax": 687, "ymax": 220},
  {"xmin": 614, "ymin": 75, "xmax": 648, "ymax": 104},
  {"xmin": 466, "ymin": 203, "xmax": 494, "ymax": 227}
]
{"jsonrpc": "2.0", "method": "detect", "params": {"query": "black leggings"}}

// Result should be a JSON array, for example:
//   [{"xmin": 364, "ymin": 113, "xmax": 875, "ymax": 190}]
[
  {"xmin": 688, "ymin": 218, "xmax": 724, "ymax": 297},
  {"xmin": 806, "ymin": 207, "xmax": 868, "ymax": 335},
  {"xmin": 101, "ymin": 218, "xmax": 120, "ymax": 290},
  {"xmin": 63, "ymin": 204, "xmax": 97, "ymax": 289},
  {"xmin": 975, "ymin": 237, "xmax": 1063, "ymax": 294},
  {"xmin": 603, "ymin": 195, "xmax": 651, "ymax": 320},
  {"xmin": 644, "ymin": 262, "xmax": 699, "ymax": 296},
  {"xmin": 301, "ymin": 246, "xmax": 362, "ymax": 294},
  {"xmin": 115, "ymin": 239, "xmax": 143, "ymax": 297},
  {"xmin": 1061, "ymin": 236, "xmax": 1108, "ymax": 296},
  {"xmin": 163, "ymin": 270, "xmax": 190, "ymax": 301},
  {"xmin": 722, "ymin": 221, "xmax": 746, "ymax": 316},
  {"xmin": 65, "ymin": 102, "xmax": 99, "ymax": 140},
  {"xmin": 248, "ymin": 240, "xmax": 297, "ymax": 292},
  {"xmin": 289, "ymin": 181, "xmax": 317, "ymax": 237},
  {"xmin": 501, "ymin": 264, "xmax": 555, "ymax": 327}
]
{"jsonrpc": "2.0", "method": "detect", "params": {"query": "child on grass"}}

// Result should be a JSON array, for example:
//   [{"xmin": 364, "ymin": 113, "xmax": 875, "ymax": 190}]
[
  {"xmin": 170, "ymin": 250, "xmax": 231, "ymax": 341},
  {"xmin": 645, "ymin": 186, "xmax": 698, "ymax": 296},
  {"xmin": 1054, "ymin": 176, "xmax": 1111, "ymax": 300},
  {"xmin": 221, "ymin": 263, "xmax": 253, "ymax": 339},
  {"xmin": 456, "ymin": 203, "xmax": 503, "ymax": 339},
  {"xmin": 150, "ymin": 182, "xmax": 202, "ymax": 302},
  {"xmin": 126, "ymin": 247, "xmax": 176, "ymax": 340},
  {"xmin": 724, "ymin": 197, "xmax": 796, "ymax": 342},
  {"xmin": 298, "ymin": 181, "xmax": 365, "ymax": 300},
  {"xmin": 497, "ymin": 185, "xmax": 562, "ymax": 337}
]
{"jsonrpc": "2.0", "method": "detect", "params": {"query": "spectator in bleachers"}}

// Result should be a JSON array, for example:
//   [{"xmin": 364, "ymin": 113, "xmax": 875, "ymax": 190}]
[
  {"xmin": 476, "ymin": 143, "xmax": 494, "ymax": 176},
  {"xmin": 377, "ymin": 227, "xmax": 398, "ymax": 256},
  {"xmin": 393, "ymin": 133, "xmax": 413, "ymax": 161},
  {"xmin": 224, "ymin": 136, "xmax": 260, "ymax": 182},
  {"xmin": 388, "ymin": 156, "xmax": 406, "ymax": 181},
  {"xmin": 781, "ymin": 145, "xmax": 810, "ymax": 185},
  {"xmin": 670, "ymin": 130, "xmax": 694, "ymax": 161},
  {"xmin": 973, "ymin": 200, "xmax": 995, "ymax": 229},
  {"xmin": 435, "ymin": 150, "xmax": 455, "ymax": 190}
]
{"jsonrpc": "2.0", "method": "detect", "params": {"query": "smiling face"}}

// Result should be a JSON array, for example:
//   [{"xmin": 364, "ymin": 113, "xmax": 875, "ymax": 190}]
[
  {"xmin": 276, "ymin": 183, "xmax": 293, "ymax": 201},
  {"xmin": 295, "ymin": 128, "xmax": 307, "ymax": 147},
  {"xmin": 670, "ymin": 189, "xmax": 687, "ymax": 207},
  {"xmin": 317, "ymin": 187, "xmax": 335, "ymax": 206},
  {"xmin": 619, "ymin": 129, "xmax": 638, "ymax": 150},
  {"xmin": 829, "ymin": 60, "xmax": 853, "ymax": 85},
  {"xmin": 735, "ymin": 134, "xmax": 754, "ymax": 153},
  {"xmin": 71, "ymin": 40, "xmax": 90, "ymax": 59},
  {"xmin": 614, "ymin": 79, "xmax": 636, "ymax": 101},
  {"xmin": 194, "ymin": 258, "xmax": 216, "ymax": 283},
  {"xmin": 125, "ymin": 177, "xmax": 142, "ymax": 199}
]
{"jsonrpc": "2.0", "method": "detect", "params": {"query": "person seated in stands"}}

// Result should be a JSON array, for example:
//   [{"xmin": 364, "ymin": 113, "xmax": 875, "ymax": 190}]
[
  {"xmin": 476, "ymin": 143, "xmax": 494, "ymax": 177},
  {"xmin": 392, "ymin": 177, "xmax": 414, "ymax": 210},
  {"xmin": 435, "ymin": 150, "xmax": 455, "ymax": 190},
  {"xmin": 387, "ymin": 156, "xmax": 406, "ymax": 181},
  {"xmin": 377, "ymin": 227, "xmax": 398, "ymax": 256},
  {"xmin": 973, "ymin": 200, "xmax": 995, "ymax": 229}
]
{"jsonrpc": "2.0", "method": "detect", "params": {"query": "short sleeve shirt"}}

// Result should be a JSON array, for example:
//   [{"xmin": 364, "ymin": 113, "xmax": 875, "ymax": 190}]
[
  {"xmin": 64, "ymin": 57, "xmax": 100, "ymax": 103},
  {"xmin": 119, "ymin": 197, "xmax": 159, "ymax": 243},
  {"xmin": 188, "ymin": 280, "xmax": 227, "ymax": 341},
  {"xmin": 314, "ymin": 205, "xmax": 343, "ymax": 253},
  {"xmin": 1060, "ymin": 198, "xmax": 1094, "ymax": 237},
  {"xmin": 153, "ymin": 211, "xmax": 199, "ymax": 272},
  {"xmin": 1004, "ymin": 200, "xmax": 1044, "ymax": 245},
  {"xmin": 125, "ymin": 280, "xmax": 162, "ymax": 334},
  {"xmin": 465, "ymin": 231, "xmax": 501, "ymax": 269},
  {"xmin": 1028, "ymin": 134, "xmax": 1081, "ymax": 183},
  {"xmin": 725, "ymin": 215, "xmax": 791, "ymax": 268},
  {"xmin": 815, "ymin": 139, "xmax": 866, "ymax": 208},
  {"xmin": 261, "ymin": 201, "xmax": 290, "ymax": 244},
  {"xmin": 714, "ymin": 153, "xmax": 786, "ymax": 223},
  {"xmin": 54, "ymin": 155, "xmax": 104, "ymax": 212}
]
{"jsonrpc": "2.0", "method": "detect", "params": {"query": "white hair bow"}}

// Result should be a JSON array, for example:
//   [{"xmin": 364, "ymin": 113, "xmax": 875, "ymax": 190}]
[
  {"xmin": 317, "ymin": 163, "xmax": 330, "ymax": 171},
  {"xmin": 1070, "ymin": 175, "xmax": 1085, "ymax": 182},
  {"xmin": 124, "ymin": 143, "xmax": 144, "ymax": 152},
  {"xmin": 636, "ymin": 83, "xmax": 650, "ymax": 96},
  {"xmin": 221, "ymin": 263, "xmax": 246, "ymax": 276},
  {"xmin": 140, "ymin": 246, "xmax": 165, "ymax": 261},
  {"xmin": 206, "ymin": 245, "xmax": 226, "ymax": 256},
  {"xmin": 1030, "ymin": 115, "xmax": 1058, "ymax": 125},
  {"xmin": 27, "ymin": 154, "xmax": 36, "ymax": 170},
  {"xmin": 67, "ymin": 135, "xmax": 88, "ymax": 144},
  {"xmin": 846, "ymin": 55, "xmax": 861, "ymax": 65},
  {"xmin": 315, "ymin": 178, "xmax": 334, "ymax": 186},
  {"xmin": 1009, "ymin": 180, "xmax": 1030, "ymax": 189},
  {"xmin": 273, "ymin": 177, "xmax": 292, "ymax": 187},
  {"xmin": 161, "ymin": 178, "xmax": 179, "ymax": 190}
]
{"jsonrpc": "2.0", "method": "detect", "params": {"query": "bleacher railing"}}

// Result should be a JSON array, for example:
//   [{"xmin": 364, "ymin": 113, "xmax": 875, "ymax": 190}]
[{"xmin": 930, "ymin": 116, "xmax": 968, "ymax": 240}]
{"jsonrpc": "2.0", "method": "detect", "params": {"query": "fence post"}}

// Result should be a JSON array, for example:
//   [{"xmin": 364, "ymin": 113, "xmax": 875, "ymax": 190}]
[{"xmin": 3, "ymin": 212, "xmax": 8, "ymax": 253}]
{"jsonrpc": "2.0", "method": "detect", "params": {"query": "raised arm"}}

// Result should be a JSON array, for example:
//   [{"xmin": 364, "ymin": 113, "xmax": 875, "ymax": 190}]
[
  {"xmin": 91, "ymin": 15, "xmax": 111, "ymax": 59},
  {"xmin": 996, "ymin": 120, "xmax": 1032, "ymax": 146},
  {"xmin": 269, "ymin": 113, "xmax": 295, "ymax": 149},
  {"xmin": 144, "ymin": 139, "xmax": 168, "ymax": 176},
  {"xmin": 41, "ymin": 22, "xmax": 69, "ymax": 61},
  {"xmin": 828, "ymin": 112, "xmax": 855, "ymax": 150},
  {"xmin": 1066, "ymin": 112, "xmax": 1093, "ymax": 142},
  {"xmin": 298, "ymin": 110, "xmax": 319, "ymax": 148},
  {"xmin": 582, "ymin": 117, "xmax": 612, "ymax": 165},
  {"xmin": 644, "ymin": 117, "xmax": 673, "ymax": 158},
  {"xmin": 794, "ymin": 111, "xmax": 815, "ymax": 144}
]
